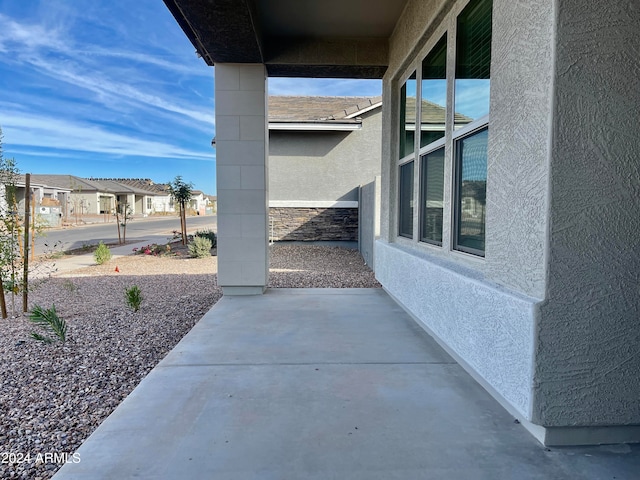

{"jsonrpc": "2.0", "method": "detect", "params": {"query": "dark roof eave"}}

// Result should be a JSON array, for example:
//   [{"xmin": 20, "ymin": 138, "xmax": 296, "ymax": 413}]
[{"xmin": 162, "ymin": 0, "xmax": 214, "ymax": 65}]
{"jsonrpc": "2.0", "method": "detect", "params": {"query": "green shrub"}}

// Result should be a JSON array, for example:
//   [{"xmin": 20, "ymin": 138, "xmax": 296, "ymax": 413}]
[
  {"xmin": 125, "ymin": 285, "xmax": 142, "ymax": 312},
  {"xmin": 133, "ymin": 243, "xmax": 173, "ymax": 256},
  {"xmin": 94, "ymin": 241, "xmax": 112, "ymax": 265},
  {"xmin": 188, "ymin": 236, "xmax": 212, "ymax": 258},
  {"xmin": 195, "ymin": 229, "xmax": 217, "ymax": 248},
  {"xmin": 29, "ymin": 304, "xmax": 67, "ymax": 343}
]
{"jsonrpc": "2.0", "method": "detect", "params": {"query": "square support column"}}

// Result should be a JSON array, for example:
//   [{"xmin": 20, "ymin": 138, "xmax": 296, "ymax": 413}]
[{"xmin": 214, "ymin": 64, "xmax": 269, "ymax": 295}]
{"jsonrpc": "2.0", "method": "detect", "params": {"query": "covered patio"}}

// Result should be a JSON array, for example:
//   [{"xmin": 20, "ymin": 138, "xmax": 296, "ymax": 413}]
[
  {"xmin": 152, "ymin": 0, "xmax": 640, "ymax": 449},
  {"xmin": 53, "ymin": 289, "xmax": 640, "ymax": 478}
]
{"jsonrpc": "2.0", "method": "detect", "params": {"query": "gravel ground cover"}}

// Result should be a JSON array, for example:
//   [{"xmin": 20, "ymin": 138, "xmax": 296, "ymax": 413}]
[{"xmin": 0, "ymin": 244, "xmax": 378, "ymax": 479}]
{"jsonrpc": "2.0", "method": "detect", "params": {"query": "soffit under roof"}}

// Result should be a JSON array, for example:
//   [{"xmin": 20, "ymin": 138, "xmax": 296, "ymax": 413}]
[
  {"xmin": 256, "ymin": 0, "xmax": 405, "ymax": 38},
  {"xmin": 162, "ymin": 0, "xmax": 409, "ymax": 78}
]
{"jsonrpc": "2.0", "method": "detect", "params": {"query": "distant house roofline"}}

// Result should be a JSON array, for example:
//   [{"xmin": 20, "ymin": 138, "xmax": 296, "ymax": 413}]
[{"xmin": 267, "ymin": 95, "xmax": 382, "ymax": 132}]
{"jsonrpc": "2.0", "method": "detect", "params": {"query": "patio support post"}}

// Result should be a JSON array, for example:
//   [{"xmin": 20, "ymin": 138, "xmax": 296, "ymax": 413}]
[{"xmin": 214, "ymin": 64, "xmax": 269, "ymax": 295}]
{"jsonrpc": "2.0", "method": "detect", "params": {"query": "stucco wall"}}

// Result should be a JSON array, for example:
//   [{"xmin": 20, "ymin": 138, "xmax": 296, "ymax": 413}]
[
  {"xmin": 387, "ymin": 0, "xmax": 451, "ymax": 79},
  {"xmin": 379, "ymin": 0, "xmax": 552, "ymax": 425},
  {"xmin": 484, "ymin": 0, "xmax": 554, "ymax": 299},
  {"xmin": 533, "ymin": 0, "xmax": 640, "ymax": 427},
  {"xmin": 359, "ymin": 176, "xmax": 381, "ymax": 267},
  {"xmin": 268, "ymin": 109, "xmax": 382, "ymax": 202},
  {"xmin": 376, "ymin": 241, "xmax": 538, "ymax": 417},
  {"xmin": 69, "ymin": 192, "xmax": 99, "ymax": 215}
]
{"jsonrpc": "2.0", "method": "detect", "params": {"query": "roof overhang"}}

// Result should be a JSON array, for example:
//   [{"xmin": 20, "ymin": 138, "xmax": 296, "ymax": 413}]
[
  {"xmin": 268, "ymin": 122, "xmax": 362, "ymax": 131},
  {"xmin": 162, "ymin": 0, "xmax": 409, "ymax": 79}
]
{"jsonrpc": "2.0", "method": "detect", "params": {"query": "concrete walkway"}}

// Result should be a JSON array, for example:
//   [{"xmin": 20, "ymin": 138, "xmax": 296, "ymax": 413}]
[
  {"xmin": 37, "ymin": 235, "xmax": 172, "ymax": 277},
  {"xmin": 54, "ymin": 289, "xmax": 640, "ymax": 479}
]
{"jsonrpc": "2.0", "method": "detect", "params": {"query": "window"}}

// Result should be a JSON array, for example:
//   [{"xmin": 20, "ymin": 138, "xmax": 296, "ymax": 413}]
[
  {"xmin": 455, "ymin": 0, "xmax": 492, "ymax": 123},
  {"xmin": 420, "ymin": 36, "xmax": 447, "ymax": 148},
  {"xmin": 398, "ymin": 161, "xmax": 414, "ymax": 238},
  {"xmin": 397, "ymin": 0, "xmax": 491, "ymax": 257},
  {"xmin": 399, "ymin": 72, "xmax": 417, "ymax": 159},
  {"xmin": 398, "ymin": 72, "xmax": 417, "ymax": 238},
  {"xmin": 454, "ymin": 127, "xmax": 487, "ymax": 255},
  {"xmin": 453, "ymin": 0, "xmax": 491, "ymax": 255},
  {"xmin": 420, "ymin": 147, "xmax": 445, "ymax": 245},
  {"xmin": 146, "ymin": 197, "xmax": 152, "ymax": 210}
]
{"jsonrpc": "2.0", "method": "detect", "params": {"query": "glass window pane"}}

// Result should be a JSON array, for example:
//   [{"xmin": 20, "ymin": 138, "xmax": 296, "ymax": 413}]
[
  {"xmin": 456, "ymin": 128, "xmax": 487, "ymax": 254},
  {"xmin": 399, "ymin": 72, "xmax": 417, "ymax": 159},
  {"xmin": 399, "ymin": 161, "xmax": 414, "ymax": 238},
  {"xmin": 421, "ymin": 36, "xmax": 447, "ymax": 148},
  {"xmin": 420, "ymin": 148, "xmax": 445, "ymax": 245},
  {"xmin": 455, "ymin": 0, "xmax": 492, "ymax": 123}
]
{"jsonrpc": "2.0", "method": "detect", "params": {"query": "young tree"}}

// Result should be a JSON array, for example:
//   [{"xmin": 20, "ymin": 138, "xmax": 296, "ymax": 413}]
[
  {"xmin": 115, "ymin": 200, "xmax": 132, "ymax": 245},
  {"xmin": 0, "ymin": 127, "xmax": 20, "ymax": 318},
  {"xmin": 168, "ymin": 176, "xmax": 193, "ymax": 245}
]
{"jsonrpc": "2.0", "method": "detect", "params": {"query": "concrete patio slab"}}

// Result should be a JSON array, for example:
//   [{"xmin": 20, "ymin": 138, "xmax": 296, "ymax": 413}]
[{"xmin": 54, "ymin": 289, "xmax": 640, "ymax": 479}]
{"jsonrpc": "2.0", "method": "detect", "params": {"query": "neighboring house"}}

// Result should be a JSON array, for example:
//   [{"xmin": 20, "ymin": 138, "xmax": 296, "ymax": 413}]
[
  {"xmin": 189, "ymin": 190, "xmax": 207, "ymax": 215},
  {"xmin": 97, "ymin": 178, "xmax": 175, "ymax": 215},
  {"xmin": 89, "ymin": 178, "xmax": 159, "ymax": 216},
  {"xmin": 2, "ymin": 176, "xmax": 72, "ymax": 228},
  {"xmin": 165, "ymin": 0, "xmax": 639, "ymax": 447},
  {"xmin": 29, "ymin": 175, "xmax": 159, "ymax": 219},
  {"xmin": 268, "ymin": 95, "xmax": 382, "ymax": 242},
  {"xmin": 30, "ymin": 175, "xmax": 118, "ymax": 218},
  {"xmin": 204, "ymin": 195, "xmax": 217, "ymax": 214}
]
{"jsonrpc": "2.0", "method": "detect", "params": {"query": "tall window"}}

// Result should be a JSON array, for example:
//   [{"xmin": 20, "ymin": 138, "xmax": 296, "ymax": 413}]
[
  {"xmin": 418, "ymin": 34, "xmax": 447, "ymax": 246},
  {"xmin": 420, "ymin": 36, "xmax": 447, "ymax": 147},
  {"xmin": 399, "ymin": 72, "xmax": 417, "ymax": 238},
  {"xmin": 454, "ymin": 0, "xmax": 492, "ymax": 123},
  {"xmin": 454, "ymin": 128, "xmax": 487, "ymax": 255},
  {"xmin": 420, "ymin": 147, "xmax": 445, "ymax": 245},
  {"xmin": 399, "ymin": 73, "xmax": 417, "ymax": 160},
  {"xmin": 399, "ymin": 161, "xmax": 414, "ymax": 238},
  {"xmin": 453, "ymin": 0, "xmax": 491, "ymax": 255}
]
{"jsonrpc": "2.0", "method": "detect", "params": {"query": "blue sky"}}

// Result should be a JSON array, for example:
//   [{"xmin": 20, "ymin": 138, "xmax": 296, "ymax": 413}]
[{"xmin": 0, "ymin": 1, "xmax": 382, "ymax": 195}]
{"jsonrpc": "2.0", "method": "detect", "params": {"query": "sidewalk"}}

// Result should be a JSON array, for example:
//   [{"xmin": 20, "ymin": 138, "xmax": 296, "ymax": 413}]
[
  {"xmin": 52, "ymin": 213, "xmax": 187, "ymax": 230},
  {"xmin": 53, "ymin": 289, "xmax": 640, "ymax": 479},
  {"xmin": 36, "ymin": 235, "xmax": 172, "ymax": 277}
]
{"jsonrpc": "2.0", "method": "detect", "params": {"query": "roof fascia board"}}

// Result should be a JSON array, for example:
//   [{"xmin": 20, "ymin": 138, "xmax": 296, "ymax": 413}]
[
  {"xmin": 268, "ymin": 122, "xmax": 362, "ymax": 131},
  {"xmin": 344, "ymin": 101, "xmax": 383, "ymax": 119}
]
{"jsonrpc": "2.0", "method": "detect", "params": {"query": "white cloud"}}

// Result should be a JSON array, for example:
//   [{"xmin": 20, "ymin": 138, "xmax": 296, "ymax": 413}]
[
  {"xmin": 1, "ymin": 110, "xmax": 214, "ymax": 161},
  {"xmin": 0, "ymin": 13, "xmax": 67, "ymax": 53},
  {"xmin": 0, "ymin": 13, "xmax": 214, "ymax": 128},
  {"xmin": 28, "ymin": 56, "xmax": 214, "ymax": 125}
]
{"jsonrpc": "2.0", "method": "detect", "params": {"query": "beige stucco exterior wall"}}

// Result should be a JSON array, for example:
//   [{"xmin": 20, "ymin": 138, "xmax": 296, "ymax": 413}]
[
  {"xmin": 269, "ymin": 109, "xmax": 382, "ymax": 203},
  {"xmin": 69, "ymin": 192, "xmax": 101, "ymax": 215}
]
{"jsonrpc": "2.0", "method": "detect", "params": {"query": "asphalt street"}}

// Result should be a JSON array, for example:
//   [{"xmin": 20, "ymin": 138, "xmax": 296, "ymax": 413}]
[{"xmin": 34, "ymin": 215, "xmax": 217, "ymax": 255}]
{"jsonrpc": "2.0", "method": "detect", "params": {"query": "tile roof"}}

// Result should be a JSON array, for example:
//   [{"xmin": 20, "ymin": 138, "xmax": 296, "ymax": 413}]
[
  {"xmin": 89, "ymin": 178, "xmax": 159, "ymax": 195},
  {"xmin": 268, "ymin": 96, "xmax": 382, "ymax": 123},
  {"xmin": 28, "ymin": 174, "xmax": 105, "ymax": 191},
  {"xmin": 404, "ymin": 97, "xmax": 473, "ymax": 125},
  {"xmin": 24, "ymin": 175, "xmax": 166, "ymax": 195},
  {"xmin": 100, "ymin": 178, "xmax": 171, "ymax": 194}
]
